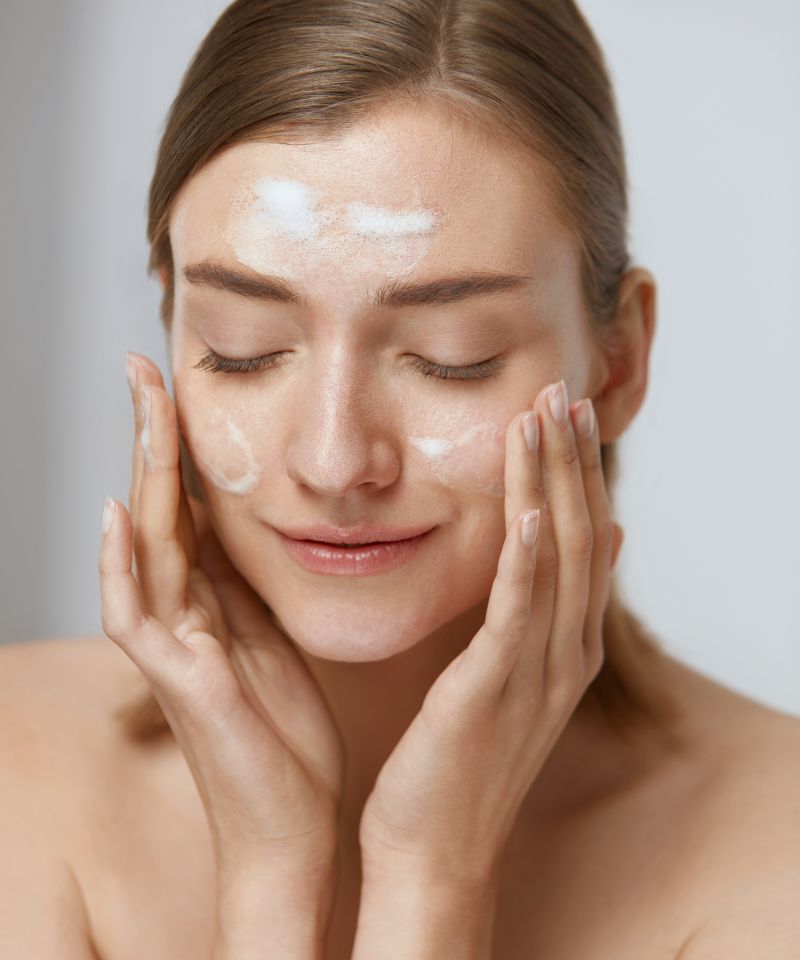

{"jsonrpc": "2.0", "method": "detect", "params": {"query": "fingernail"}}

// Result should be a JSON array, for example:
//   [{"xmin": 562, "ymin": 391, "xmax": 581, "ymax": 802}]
[
  {"xmin": 102, "ymin": 496, "xmax": 116, "ymax": 536},
  {"xmin": 522, "ymin": 412, "xmax": 539, "ymax": 452},
  {"xmin": 574, "ymin": 399, "xmax": 596, "ymax": 437},
  {"xmin": 521, "ymin": 509, "xmax": 540, "ymax": 550},
  {"xmin": 547, "ymin": 380, "xmax": 569, "ymax": 424},
  {"xmin": 125, "ymin": 351, "xmax": 137, "ymax": 396}
]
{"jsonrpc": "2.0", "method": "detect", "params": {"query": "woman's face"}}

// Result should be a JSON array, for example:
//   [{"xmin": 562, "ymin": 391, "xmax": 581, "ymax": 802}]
[{"xmin": 168, "ymin": 99, "xmax": 599, "ymax": 661}]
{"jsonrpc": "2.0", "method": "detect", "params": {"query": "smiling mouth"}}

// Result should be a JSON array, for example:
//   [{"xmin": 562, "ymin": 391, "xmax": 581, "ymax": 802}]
[
  {"xmin": 309, "ymin": 538, "xmax": 407, "ymax": 547},
  {"xmin": 332, "ymin": 542, "xmax": 369, "ymax": 547}
]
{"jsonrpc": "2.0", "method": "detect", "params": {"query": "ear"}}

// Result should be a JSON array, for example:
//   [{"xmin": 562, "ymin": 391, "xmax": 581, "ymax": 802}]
[
  {"xmin": 591, "ymin": 266, "xmax": 657, "ymax": 444},
  {"xmin": 157, "ymin": 264, "xmax": 169, "ymax": 290}
]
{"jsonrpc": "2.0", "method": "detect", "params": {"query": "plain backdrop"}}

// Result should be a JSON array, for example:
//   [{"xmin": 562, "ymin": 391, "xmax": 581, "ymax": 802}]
[{"xmin": 1, "ymin": 1, "xmax": 798, "ymax": 714}]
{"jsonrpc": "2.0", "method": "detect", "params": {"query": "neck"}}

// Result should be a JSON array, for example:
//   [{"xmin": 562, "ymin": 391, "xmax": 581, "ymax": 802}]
[{"xmin": 293, "ymin": 600, "xmax": 649, "ymax": 837}]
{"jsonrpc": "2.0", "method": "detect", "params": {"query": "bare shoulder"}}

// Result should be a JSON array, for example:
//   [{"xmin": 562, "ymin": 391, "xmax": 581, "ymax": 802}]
[
  {"xmin": 660, "ymin": 655, "xmax": 800, "ymax": 953},
  {"xmin": 0, "ymin": 634, "xmax": 143, "ymax": 808},
  {"xmin": 0, "ymin": 632, "xmax": 140, "ymax": 721},
  {"xmin": 0, "ymin": 635, "xmax": 140, "ymax": 957}
]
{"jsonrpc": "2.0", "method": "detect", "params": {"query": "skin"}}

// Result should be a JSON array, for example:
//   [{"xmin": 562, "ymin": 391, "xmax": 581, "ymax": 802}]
[
  {"xmin": 104, "ymin": 97, "xmax": 661, "ymax": 956},
  {"xmin": 166, "ymin": 94, "xmax": 652, "ymax": 796},
  {"xmin": 12, "ymin": 90, "xmax": 792, "ymax": 960}
]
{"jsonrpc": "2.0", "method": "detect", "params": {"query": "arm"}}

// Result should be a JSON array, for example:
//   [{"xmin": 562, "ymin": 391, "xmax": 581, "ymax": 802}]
[
  {"xmin": 350, "ymin": 874, "xmax": 497, "ymax": 960},
  {"xmin": 213, "ymin": 863, "xmax": 336, "ymax": 960}
]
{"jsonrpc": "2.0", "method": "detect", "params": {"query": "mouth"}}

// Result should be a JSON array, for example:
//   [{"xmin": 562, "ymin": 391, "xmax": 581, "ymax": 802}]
[
  {"xmin": 274, "ymin": 522, "xmax": 437, "ymax": 545},
  {"xmin": 276, "ymin": 527, "xmax": 437, "ymax": 576}
]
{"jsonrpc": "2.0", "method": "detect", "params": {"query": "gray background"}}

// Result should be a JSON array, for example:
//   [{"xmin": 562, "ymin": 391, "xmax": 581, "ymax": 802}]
[{"xmin": 1, "ymin": 1, "xmax": 798, "ymax": 714}]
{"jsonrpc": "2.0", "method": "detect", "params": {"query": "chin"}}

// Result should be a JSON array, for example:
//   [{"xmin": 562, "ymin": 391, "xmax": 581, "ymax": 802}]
[{"xmin": 266, "ymin": 593, "xmax": 450, "ymax": 662}]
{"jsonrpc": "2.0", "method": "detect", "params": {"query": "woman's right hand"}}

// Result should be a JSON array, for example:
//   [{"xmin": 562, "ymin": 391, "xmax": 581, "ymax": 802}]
[{"xmin": 98, "ymin": 352, "xmax": 344, "ymax": 893}]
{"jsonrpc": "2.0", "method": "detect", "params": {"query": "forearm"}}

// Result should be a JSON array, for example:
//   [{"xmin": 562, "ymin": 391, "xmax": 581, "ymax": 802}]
[
  {"xmin": 351, "ymin": 875, "xmax": 497, "ymax": 960},
  {"xmin": 212, "ymin": 865, "xmax": 336, "ymax": 960}
]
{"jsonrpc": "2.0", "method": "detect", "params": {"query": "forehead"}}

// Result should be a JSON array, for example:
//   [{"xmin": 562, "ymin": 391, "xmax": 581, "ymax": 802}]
[{"xmin": 170, "ymin": 100, "xmax": 573, "ymax": 294}]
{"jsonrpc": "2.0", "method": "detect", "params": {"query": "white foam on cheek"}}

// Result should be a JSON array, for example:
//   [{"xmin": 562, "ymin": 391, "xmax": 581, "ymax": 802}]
[
  {"xmin": 409, "ymin": 420, "xmax": 506, "ymax": 498},
  {"xmin": 409, "ymin": 436, "xmax": 454, "ymax": 458},
  {"xmin": 192, "ymin": 413, "xmax": 262, "ymax": 496}
]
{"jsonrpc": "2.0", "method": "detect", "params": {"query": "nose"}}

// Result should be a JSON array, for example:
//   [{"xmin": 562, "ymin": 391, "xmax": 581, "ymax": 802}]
[{"xmin": 284, "ymin": 364, "xmax": 400, "ymax": 498}]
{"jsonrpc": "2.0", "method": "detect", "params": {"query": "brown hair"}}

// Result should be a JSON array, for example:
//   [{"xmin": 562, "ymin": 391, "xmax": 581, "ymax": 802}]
[{"xmin": 117, "ymin": 0, "xmax": 681, "ymax": 741}]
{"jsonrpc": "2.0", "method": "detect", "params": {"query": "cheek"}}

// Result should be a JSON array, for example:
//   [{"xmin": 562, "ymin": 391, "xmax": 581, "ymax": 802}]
[
  {"xmin": 177, "ymin": 383, "xmax": 269, "ymax": 496},
  {"xmin": 405, "ymin": 403, "xmax": 507, "ymax": 498}
]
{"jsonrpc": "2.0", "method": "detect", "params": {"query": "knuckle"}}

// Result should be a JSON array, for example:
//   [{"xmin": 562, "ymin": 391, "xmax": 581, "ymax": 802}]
[
  {"xmin": 536, "ymin": 546, "xmax": 558, "ymax": 591},
  {"xmin": 501, "ymin": 613, "xmax": 529, "ymax": 647},
  {"xmin": 498, "ymin": 562, "xmax": 535, "ymax": 586},
  {"xmin": 559, "ymin": 441, "xmax": 581, "ymax": 468},
  {"xmin": 571, "ymin": 522, "xmax": 595, "ymax": 564},
  {"xmin": 599, "ymin": 519, "xmax": 617, "ymax": 561},
  {"xmin": 547, "ymin": 674, "xmax": 579, "ymax": 714},
  {"xmin": 100, "ymin": 614, "xmax": 122, "ymax": 641}
]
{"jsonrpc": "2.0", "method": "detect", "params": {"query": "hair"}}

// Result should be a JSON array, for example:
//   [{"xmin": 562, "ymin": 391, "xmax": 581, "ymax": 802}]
[{"xmin": 116, "ymin": 0, "xmax": 682, "ymax": 741}]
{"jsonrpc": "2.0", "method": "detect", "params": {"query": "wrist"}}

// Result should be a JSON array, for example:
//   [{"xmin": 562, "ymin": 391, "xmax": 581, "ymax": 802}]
[
  {"xmin": 352, "ymin": 872, "xmax": 498, "ymax": 960},
  {"xmin": 214, "ymin": 863, "xmax": 337, "ymax": 960}
]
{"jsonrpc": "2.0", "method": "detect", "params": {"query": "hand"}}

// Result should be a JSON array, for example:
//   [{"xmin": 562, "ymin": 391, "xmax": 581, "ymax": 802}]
[
  {"xmin": 357, "ymin": 379, "xmax": 623, "ymax": 891},
  {"xmin": 98, "ymin": 352, "xmax": 344, "ymax": 888}
]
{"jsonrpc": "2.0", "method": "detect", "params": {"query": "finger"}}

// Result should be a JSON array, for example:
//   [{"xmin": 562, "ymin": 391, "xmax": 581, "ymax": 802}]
[
  {"xmin": 533, "ymin": 380, "xmax": 593, "ymax": 683},
  {"xmin": 125, "ymin": 351, "xmax": 145, "ymax": 524},
  {"xmin": 131, "ymin": 353, "xmax": 199, "ymax": 590},
  {"xmin": 504, "ymin": 400, "xmax": 558, "ymax": 689},
  {"xmin": 126, "ymin": 352, "xmax": 172, "ymax": 537},
  {"xmin": 448, "ymin": 508, "xmax": 540, "ymax": 708},
  {"xmin": 503, "ymin": 406, "xmax": 544, "ymax": 536},
  {"xmin": 134, "ymin": 383, "xmax": 192, "ymax": 627},
  {"xmin": 98, "ymin": 495, "xmax": 194, "ymax": 688},
  {"xmin": 143, "ymin": 356, "xmax": 199, "ymax": 568},
  {"xmin": 569, "ymin": 398, "xmax": 616, "ymax": 675}
]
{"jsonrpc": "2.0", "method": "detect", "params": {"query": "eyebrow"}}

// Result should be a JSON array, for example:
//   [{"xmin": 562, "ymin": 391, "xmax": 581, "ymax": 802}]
[{"xmin": 181, "ymin": 260, "xmax": 535, "ymax": 310}]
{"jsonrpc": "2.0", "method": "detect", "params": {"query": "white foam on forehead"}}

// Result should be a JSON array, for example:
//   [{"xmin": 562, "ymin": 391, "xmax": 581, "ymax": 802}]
[
  {"xmin": 253, "ymin": 178, "xmax": 323, "ymax": 240},
  {"xmin": 346, "ymin": 202, "xmax": 438, "ymax": 238},
  {"xmin": 225, "ymin": 176, "xmax": 442, "ymax": 279}
]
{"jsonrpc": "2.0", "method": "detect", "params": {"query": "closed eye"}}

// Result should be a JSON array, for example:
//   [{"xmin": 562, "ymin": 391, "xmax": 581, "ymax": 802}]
[{"xmin": 193, "ymin": 350, "xmax": 507, "ymax": 381}]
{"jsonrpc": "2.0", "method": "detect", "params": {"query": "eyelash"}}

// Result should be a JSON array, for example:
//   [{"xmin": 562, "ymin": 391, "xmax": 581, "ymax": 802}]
[{"xmin": 193, "ymin": 350, "xmax": 506, "ymax": 381}]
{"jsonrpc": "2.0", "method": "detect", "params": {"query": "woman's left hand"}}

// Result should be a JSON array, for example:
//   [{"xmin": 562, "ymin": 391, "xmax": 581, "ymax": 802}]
[{"xmin": 358, "ymin": 378, "xmax": 623, "ymax": 892}]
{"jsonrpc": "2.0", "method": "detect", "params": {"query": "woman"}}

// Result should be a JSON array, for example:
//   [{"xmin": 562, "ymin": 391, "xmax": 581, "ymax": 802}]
[{"xmin": 3, "ymin": 0, "xmax": 799, "ymax": 957}]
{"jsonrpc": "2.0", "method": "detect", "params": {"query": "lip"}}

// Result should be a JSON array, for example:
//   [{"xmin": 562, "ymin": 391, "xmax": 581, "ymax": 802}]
[
  {"xmin": 274, "ymin": 522, "xmax": 437, "ymax": 545},
  {"xmin": 275, "ymin": 526, "xmax": 437, "ymax": 576}
]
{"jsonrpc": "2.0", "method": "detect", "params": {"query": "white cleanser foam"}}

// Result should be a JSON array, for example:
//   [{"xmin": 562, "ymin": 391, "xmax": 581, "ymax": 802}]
[
  {"xmin": 194, "ymin": 413, "xmax": 261, "ymax": 495},
  {"xmin": 224, "ymin": 176, "xmax": 441, "ymax": 281}
]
